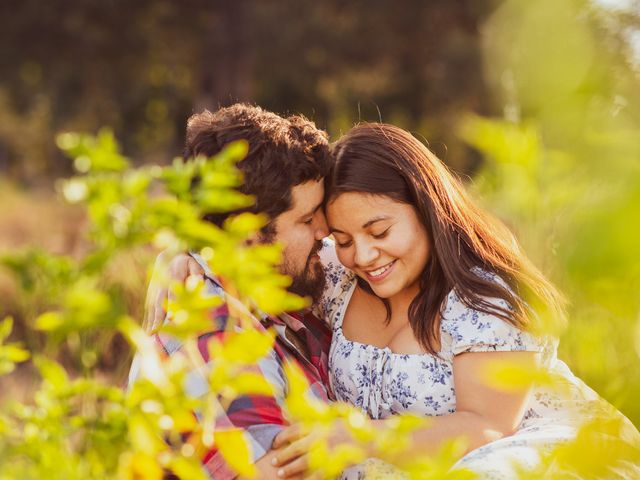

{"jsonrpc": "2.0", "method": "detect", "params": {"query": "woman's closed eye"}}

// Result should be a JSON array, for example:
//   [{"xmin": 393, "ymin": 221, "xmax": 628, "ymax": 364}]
[
  {"xmin": 335, "ymin": 238, "xmax": 353, "ymax": 248},
  {"xmin": 372, "ymin": 227, "xmax": 390, "ymax": 239}
]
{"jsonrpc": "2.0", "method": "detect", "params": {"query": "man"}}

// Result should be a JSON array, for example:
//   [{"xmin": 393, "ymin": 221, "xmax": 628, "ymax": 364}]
[{"xmin": 130, "ymin": 103, "xmax": 333, "ymax": 479}]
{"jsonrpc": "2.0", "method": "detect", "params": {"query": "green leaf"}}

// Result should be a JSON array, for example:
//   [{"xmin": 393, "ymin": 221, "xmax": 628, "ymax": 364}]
[
  {"xmin": 195, "ymin": 189, "xmax": 254, "ymax": 214},
  {"xmin": 35, "ymin": 311, "xmax": 64, "ymax": 331},
  {"xmin": 0, "ymin": 316, "xmax": 13, "ymax": 342},
  {"xmin": 35, "ymin": 357, "xmax": 69, "ymax": 389},
  {"xmin": 2, "ymin": 344, "xmax": 30, "ymax": 363},
  {"xmin": 213, "ymin": 428, "xmax": 256, "ymax": 479},
  {"xmin": 223, "ymin": 372, "xmax": 275, "ymax": 397},
  {"xmin": 167, "ymin": 456, "xmax": 209, "ymax": 480},
  {"xmin": 223, "ymin": 213, "xmax": 268, "ymax": 237},
  {"xmin": 220, "ymin": 139, "xmax": 249, "ymax": 161},
  {"xmin": 209, "ymin": 329, "xmax": 276, "ymax": 365}
]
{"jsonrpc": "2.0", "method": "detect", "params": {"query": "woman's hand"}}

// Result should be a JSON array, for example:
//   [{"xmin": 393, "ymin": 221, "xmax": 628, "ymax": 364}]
[{"xmin": 271, "ymin": 422, "xmax": 352, "ymax": 478}]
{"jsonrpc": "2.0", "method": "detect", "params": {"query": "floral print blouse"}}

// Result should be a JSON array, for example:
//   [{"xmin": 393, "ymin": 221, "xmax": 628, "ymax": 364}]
[
  {"xmin": 315, "ymin": 253, "xmax": 598, "ymax": 427},
  {"xmin": 314, "ymin": 244, "xmax": 640, "ymax": 478}
]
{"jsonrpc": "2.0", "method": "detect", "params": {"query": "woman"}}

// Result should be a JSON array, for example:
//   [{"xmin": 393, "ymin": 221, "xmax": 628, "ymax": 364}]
[{"xmin": 272, "ymin": 123, "xmax": 640, "ymax": 478}]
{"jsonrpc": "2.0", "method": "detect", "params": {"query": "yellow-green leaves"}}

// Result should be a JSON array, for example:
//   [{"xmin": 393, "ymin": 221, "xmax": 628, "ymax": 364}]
[
  {"xmin": 165, "ymin": 456, "xmax": 210, "ymax": 480},
  {"xmin": 57, "ymin": 129, "xmax": 130, "ymax": 173},
  {"xmin": 35, "ymin": 356, "xmax": 69, "ymax": 389},
  {"xmin": 223, "ymin": 212, "xmax": 268, "ymax": 239},
  {"xmin": 208, "ymin": 238, "xmax": 309, "ymax": 315},
  {"xmin": 398, "ymin": 438, "xmax": 475, "ymax": 480},
  {"xmin": 34, "ymin": 280, "xmax": 115, "ymax": 334},
  {"xmin": 191, "ymin": 141, "xmax": 254, "ymax": 214},
  {"xmin": 209, "ymin": 328, "xmax": 276, "ymax": 365},
  {"xmin": 214, "ymin": 428, "xmax": 256, "ymax": 478},
  {"xmin": 479, "ymin": 355, "xmax": 554, "ymax": 393},
  {"xmin": 127, "ymin": 412, "xmax": 168, "ymax": 456},
  {"xmin": 308, "ymin": 436, "xmax": 366, "ymax": 479},
  {"xmin": 162, "ymin": 276, "xmax": 222, "ymax": 340},
  {"xmin": 283, "ymin": 361, "xmax": 331, "ymax": 423},
  {"xmin": 0, "ymin": 317, "xmax": 30, "ymax": 375},
  {"xmin": 117, "ymin": 451, "xmax": 164, "ymax": 480},
  {"xmin": 4, "ymin": 129, "xmax": 302, "ymax": 479},
  {"xmin": 458, "ymin": 115, "xmax": 542, "ymax": 221},
  {"xmin": 208, "ymin": 329, "xmax": 277, "ymax": 399}
]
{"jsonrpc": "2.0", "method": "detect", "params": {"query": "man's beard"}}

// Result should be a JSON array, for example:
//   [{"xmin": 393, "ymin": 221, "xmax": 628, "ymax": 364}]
[{"xmin": 283, "ymin": 241, "xmax": 326, "ymax": 304}]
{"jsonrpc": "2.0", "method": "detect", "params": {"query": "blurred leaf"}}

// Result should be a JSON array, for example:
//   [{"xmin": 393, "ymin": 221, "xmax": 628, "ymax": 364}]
[
  {"xmin": 35, "ymin": 357, "xmax": 69, "ymax": 389},
  {"xmin": 167, "ymin": 456, "xmax": 209, "ymax": 480},
  {"xmin": 309, "ymin": 438, "xmax": 366, "ymax": 479},
  {"xmin": 222, "ymin": 372, "xmax": 275, "ymax": 397},
  {"xmin": 480, "ymin": 357, "xmax": 554, "ymax": 392},
  {"xmin": 209, "ymin": 329, "xmax": 276, "ymax": 366},
  {"xmin": 0, "ymin": 316, "xmax": 13, "ymax": 342},
  {"xmin": 283, "ymin": 361, "xmax": 331, "ymax": 423},
  {"xmin": 213, "ymin": 428, "xmax": 256, "ymax": 479},
  {"xmin": 0, "ymin": 317, "xmax": 30, "ymax": 375},
  {"xmin": 195, "ymin": 189, "xmax": 254, "ymax": 214},
  {"xmin": 57, "ymin": 128, "xmax": 129, "ymax": 173},
  {"xmin": 117, "ymin": 451, "xmax": 164, "ymax": 480},
  {"xmin": 162, "ymin": 277, "xmax": 223, "ymax": 340},
  {"xmin": 223, "ymin": 213, "xmax": 268, "ymax": 238}
]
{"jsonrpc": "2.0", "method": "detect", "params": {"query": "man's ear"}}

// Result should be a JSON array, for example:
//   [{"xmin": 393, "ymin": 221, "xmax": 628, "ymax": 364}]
[
  {"xmin": 245, "ymin": 228, "xmax": 271, "ymax": 246},
  {"xmin": 244, "ymin": 232, "xmax": 261, "ymax": 246}
]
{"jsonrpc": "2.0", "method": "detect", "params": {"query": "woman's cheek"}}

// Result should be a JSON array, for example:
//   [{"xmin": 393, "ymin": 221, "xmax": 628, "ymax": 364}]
[{"xmin": 336, "ymin": 249, "xmax": 352, "ymax": 269}]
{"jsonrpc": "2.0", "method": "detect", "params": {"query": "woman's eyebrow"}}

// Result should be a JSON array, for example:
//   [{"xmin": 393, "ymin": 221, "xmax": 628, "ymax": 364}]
[
  {"xmin": 362, "ymin": 216, "xmax": 391, "ymax": 229},
  {"xmin": 330, "ymin": 216, "xmax": 391, "ymax": 234}
]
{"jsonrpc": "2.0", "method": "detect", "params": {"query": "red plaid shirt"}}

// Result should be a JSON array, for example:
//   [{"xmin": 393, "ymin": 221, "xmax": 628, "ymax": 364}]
[{"xmin": 130, "ymin": 259, "xmax": 333, "ymax": 479}]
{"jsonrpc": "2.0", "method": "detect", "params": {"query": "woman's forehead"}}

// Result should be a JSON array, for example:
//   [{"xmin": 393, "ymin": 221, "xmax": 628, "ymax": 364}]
[{"xmin": 327, "ymin": 192, "xmax": 411, "ymax": 227}]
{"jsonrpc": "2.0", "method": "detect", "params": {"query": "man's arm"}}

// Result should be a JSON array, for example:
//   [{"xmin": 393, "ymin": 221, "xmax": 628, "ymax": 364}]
[
  {"xmin": 144, "ymin": 252, "xmax": 204, "ymax": 333},
  {"xmin": 141, "ymin": 252, "xmax": 299, "ymax": 479}
]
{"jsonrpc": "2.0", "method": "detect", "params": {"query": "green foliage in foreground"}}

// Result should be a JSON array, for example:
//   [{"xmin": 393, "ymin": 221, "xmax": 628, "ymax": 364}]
[
  {"xmin": 0, "ymin": 125, "xmax": 638, "ymax": 479},
  {"xmin": 0, "ymin": 131, "xmax": 468, "ymax": 479}
]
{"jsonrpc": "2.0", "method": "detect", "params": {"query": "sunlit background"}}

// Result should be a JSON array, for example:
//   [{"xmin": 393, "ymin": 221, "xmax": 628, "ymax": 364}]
[{"xmin": 1, "ymin": 0, "xmax": 639, "ymax": 428}]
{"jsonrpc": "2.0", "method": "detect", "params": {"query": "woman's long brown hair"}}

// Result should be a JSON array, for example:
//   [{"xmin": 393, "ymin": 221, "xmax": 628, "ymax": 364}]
[{"xmin": 328, "ymin": 123, "xmax": 565, "ymax": 354}]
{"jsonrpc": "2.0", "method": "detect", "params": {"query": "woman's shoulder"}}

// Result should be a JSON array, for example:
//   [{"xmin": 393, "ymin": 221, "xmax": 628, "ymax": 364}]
[{"xmin": 440, "ymin": 268, "xmax": 548, "ymax": 356}]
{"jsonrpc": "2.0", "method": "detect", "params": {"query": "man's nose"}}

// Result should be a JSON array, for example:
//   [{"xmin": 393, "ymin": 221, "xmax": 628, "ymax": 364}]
[{"xmin": 314, "ymin": 211, "xmax": 329, "ymax": 239}]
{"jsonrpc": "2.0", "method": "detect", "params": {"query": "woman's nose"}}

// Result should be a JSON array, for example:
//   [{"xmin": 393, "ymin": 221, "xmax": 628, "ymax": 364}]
[{"xmin": 354, "ymin": 241, "xmax": 378, "ymax": 267}]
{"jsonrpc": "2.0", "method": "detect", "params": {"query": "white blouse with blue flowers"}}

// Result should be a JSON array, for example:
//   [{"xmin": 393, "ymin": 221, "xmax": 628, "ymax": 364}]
[{"xmin": 315, "ymin": 247, "xmax": 638, "ymax": 478}]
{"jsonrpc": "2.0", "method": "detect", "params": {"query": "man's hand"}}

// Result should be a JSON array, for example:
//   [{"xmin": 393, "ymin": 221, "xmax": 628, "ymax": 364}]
[
  {"xmin": 144, "ymin": 252, "xmax": 205, "ymax": 333},
  {"xmin": 270, "ymin": 422, "xmax": 352, "ymax": 478}
]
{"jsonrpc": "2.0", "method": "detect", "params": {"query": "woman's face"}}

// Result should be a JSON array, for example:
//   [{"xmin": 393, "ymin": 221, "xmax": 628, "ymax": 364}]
[{"xmin": 327, "ymin": 192, "xmax": 430, "ymax": 302}]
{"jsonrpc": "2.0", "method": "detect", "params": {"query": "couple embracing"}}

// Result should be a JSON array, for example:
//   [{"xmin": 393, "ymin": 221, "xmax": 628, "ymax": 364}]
[{"xmin": 130, "ymin": 103, "xmax": 640, "ymax": 479}]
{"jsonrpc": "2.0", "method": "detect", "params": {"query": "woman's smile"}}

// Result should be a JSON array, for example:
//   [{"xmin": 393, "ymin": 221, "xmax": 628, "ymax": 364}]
[{"xmin": 363, "ymin": 259, "xmax": 396, "ymax": 282}]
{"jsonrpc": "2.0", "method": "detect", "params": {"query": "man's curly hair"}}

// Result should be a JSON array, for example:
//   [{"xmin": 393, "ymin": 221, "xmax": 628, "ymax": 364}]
[{"xmin": 185, "ymin": 103, "xmax": 331, "ymax": 236}]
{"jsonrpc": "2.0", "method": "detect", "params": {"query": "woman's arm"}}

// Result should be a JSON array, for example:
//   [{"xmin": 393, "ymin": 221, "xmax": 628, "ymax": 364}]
[
  {"xmin": 272, "ymin": 350, "xmax": 539, "ymax": 477},
  {"xmin": 384, "ymin": 350, "xmax": 538, "ymax": 463}
]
